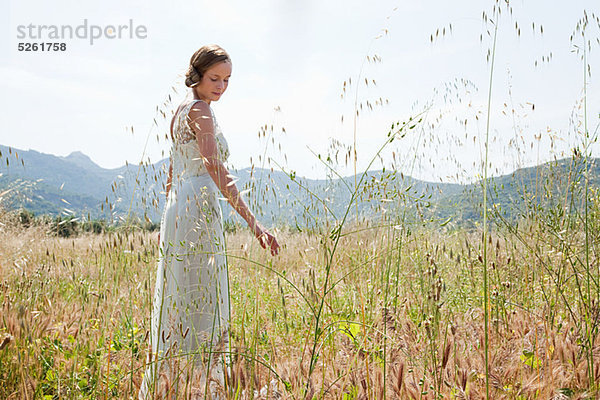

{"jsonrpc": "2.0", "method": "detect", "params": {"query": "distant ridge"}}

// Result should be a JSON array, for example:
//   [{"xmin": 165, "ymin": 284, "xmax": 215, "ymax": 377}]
[{"xmin": 0, "ymin": 144, "xmax": 598, "ymax": 227}]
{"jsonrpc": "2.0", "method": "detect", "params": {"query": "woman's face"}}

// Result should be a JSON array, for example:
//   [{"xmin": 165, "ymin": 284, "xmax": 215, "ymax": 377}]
[{"xmin": 193, "ymin": 61, "xmax": 232, "ymax": 103}]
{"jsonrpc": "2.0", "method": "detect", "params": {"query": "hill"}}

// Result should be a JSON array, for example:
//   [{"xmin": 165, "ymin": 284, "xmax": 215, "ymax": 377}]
[{"xmin": 0, "ymin": 144, "xmax": 597, "ymax": 227}]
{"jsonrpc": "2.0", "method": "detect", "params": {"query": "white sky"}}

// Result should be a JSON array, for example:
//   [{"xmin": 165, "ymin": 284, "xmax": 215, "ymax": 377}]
[{"xmin": 1, "ymin": 0, "xmax": 599, "ymax": 182}]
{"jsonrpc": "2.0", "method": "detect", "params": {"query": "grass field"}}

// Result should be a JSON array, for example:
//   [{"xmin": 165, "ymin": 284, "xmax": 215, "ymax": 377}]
[{"xmin": 1, "ymin": 203, "xmax": 599, "ymax": 399}]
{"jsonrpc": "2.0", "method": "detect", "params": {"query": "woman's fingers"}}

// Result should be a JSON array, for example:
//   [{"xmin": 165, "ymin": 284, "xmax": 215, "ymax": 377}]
[
  {"xmin": 268, "ymin": 234, "xmax": 280, "ymax": 256},
  {"xmin": 256, "ymin": 230, "xmax": 280, "ymax": 255}
]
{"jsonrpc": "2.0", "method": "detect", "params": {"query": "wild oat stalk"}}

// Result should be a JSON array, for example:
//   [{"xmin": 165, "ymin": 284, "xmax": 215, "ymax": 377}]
[
  {"xmin": 482, "ymin": 4, "xmax": 500, "ymax": 399},
  {"xmin": 302, "ymin": 111, "xmax": 425, "ymax": 395},
  {"xmin": 570, "ymin": 10, "xmax": 599, "ymax": 390},
  {"xmin": 580, "ymin": 19, "xmax": 594, "ymax": 391}
]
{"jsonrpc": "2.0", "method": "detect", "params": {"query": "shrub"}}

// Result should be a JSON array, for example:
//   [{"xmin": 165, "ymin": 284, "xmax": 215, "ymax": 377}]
[
  {"xmin": 17, "ymin": 209, "xmax": 34, "ymax": 228},
  {"xmin": 81, "ymin": 220, "xmax": 105, "ymax": 234},
  {"xmin": 52, "ymin": 216, "xmax": 79, "ymax": 238}
]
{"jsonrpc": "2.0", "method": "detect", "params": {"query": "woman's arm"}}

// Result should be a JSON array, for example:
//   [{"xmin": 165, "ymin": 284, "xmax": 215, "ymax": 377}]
[
  {"xmin": 159, "ymin": 116, "xmax": 177, "ymax": 245},
  {"xmin": 166, "ymin": 109, "xmax": 177, "ymax": 200},
  {"xmin": 158, "ymin": 159, "xmax": 172, "ymax": 246},
  {"xmin": 188, "ymin": 101, "xmax": 280, "ymax": 255},
  {"xmin": 166, "ymin": 157, "xmax": 173, "ymax": 199}
]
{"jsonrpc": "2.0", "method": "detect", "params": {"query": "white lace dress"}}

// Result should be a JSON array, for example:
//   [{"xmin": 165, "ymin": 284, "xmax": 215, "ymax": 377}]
[{"xmin": 139, "ymin": 97, "xmax": 231, "ymax": 399}]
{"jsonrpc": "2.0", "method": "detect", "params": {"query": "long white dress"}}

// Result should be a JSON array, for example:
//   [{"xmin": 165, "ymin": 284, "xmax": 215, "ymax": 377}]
[{"xmin": 139, "ymin": 96, "xmax": 231, "ymax": 399}]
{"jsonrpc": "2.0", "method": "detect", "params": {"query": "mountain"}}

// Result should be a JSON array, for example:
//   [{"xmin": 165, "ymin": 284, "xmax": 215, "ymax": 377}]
[
  {"xmin": 0, "ymin": 144, "xmax": 597, "ymax": 227},
  {"xmin": 0, "ymin": 145, "xmax": 165, "ymax": 221},
  {"xmin": 435, "ymin": 156, "xmax": 600, "ymax": 225}
]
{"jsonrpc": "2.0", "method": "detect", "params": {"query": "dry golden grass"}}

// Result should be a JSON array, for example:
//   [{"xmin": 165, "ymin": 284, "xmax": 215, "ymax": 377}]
[{"xmin": 0, "ymin": 214, "xmax": 598, "ymax": 399}]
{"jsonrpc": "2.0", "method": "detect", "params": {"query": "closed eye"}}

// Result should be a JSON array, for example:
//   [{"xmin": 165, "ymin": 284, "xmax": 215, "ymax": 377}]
[{"xmin": 210, "ymin": 76, "xmax": 230, "ymax": 82}]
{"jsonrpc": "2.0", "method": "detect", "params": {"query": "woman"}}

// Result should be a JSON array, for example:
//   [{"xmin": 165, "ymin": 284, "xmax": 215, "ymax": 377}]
[{"xmin": 140, "ymin": 44, "xmax": 280, "ymax": 399}]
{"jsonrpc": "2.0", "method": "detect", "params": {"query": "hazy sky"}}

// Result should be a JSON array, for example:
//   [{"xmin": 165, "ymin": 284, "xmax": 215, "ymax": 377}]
[{"xmin": 1, "ymin": 0, "xmax": 598, "ymax": 182}]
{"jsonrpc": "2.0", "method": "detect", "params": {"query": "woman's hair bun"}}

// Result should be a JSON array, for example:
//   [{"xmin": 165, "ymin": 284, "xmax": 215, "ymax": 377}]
[{"xmin": 185, "ymin": 65, "xmax": 201, "ymax": 88}]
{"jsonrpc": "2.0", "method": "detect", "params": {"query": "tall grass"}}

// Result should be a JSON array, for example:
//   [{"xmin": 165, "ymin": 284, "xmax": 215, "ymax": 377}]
[{"xmin": 481, "ymin": 6, "xmax": 499, "ymax": 399}]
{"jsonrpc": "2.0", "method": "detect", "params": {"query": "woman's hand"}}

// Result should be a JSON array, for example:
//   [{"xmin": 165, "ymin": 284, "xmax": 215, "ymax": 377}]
[{"xmin": 254, "ymin": 224, "xmax": 280, "ymax": 256}]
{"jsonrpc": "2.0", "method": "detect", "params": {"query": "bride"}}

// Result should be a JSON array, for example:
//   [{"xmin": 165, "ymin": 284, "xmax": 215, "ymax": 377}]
[{"xmin": 139, "ymin": 44, "xmax": 280, "ymax": 399}]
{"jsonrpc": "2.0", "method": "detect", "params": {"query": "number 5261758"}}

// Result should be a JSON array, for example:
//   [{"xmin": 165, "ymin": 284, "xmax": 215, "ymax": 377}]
[{"xmin": 18, "ymin": 42, "xmax": 67, "ymax": 51}]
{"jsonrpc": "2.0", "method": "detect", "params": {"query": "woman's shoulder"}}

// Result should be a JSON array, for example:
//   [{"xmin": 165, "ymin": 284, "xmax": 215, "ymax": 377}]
[
  {"xmin": 184, "ymin": 99, "xmax": 216, "ymax": 137},
  {"xmin": 187, "ymin": 98, "xmax": 211, "ymax": 114},
  {"xmin": 172, "ymin": 98, "xmax": 208, "ymax": 121}
]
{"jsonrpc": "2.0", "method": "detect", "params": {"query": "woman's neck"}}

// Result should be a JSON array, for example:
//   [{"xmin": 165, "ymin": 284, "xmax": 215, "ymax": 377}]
[{"xmin": 191, "ymin": 89, "xmax": 210, "ymax": 105}]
